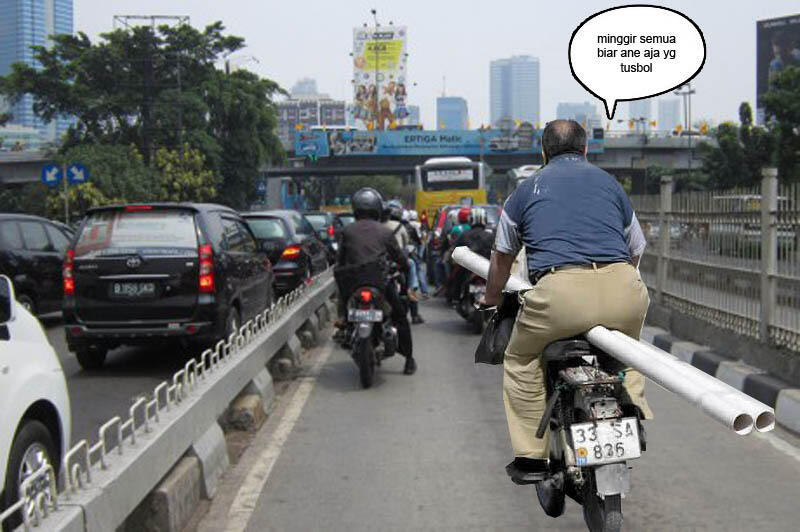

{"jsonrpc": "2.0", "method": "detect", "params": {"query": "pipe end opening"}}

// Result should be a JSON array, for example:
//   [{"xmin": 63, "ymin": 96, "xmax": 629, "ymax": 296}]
[
  {"xmin": 733, "ymin": 414, "xmax": 754, "ymax": 435},
  {"xmin": 755, "ymin": 412, "xmax": 776, "ymax": 432}
]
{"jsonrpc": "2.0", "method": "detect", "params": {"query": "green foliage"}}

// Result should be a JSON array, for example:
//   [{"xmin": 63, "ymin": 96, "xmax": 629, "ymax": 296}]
[
  {"xmin": 697, "ymin": 118, "xmax": 776, "ymax": 189},
  {"xmin": 761, "ymin": 65, "xmax": 800, "ymax": 182},
  {"xmin": 153, "ymin": 144, "xmax": 217, "ymax": 202},
  {"xmin": 0, "ymin": 21, "xmax": 284, "ymax": 208}
]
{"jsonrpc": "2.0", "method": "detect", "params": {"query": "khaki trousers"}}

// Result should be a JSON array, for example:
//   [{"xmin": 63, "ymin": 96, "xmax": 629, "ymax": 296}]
[{"xmin": 503, "ymin": 262, "xmax": 652, "ymax": 459}]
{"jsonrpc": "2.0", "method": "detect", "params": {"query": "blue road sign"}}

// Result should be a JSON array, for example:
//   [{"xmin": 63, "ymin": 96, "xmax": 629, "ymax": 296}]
[
  {"xmin": 67, "ymin": 163, "xmax": 89, "ymax": 185},
  {"xmin": 41, "ymin": 164, "xmax": 62, "ymax": 188},
  {"xmin": 257, "ymin": 181, "xmax": 267, "ymax": 194}
]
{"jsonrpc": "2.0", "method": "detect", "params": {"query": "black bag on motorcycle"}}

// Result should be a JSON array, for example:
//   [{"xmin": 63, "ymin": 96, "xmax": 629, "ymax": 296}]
[
  {"xmin": 333, "ymin": 259, "xmax": 388, "ymax": 300},
  {"xmin": 474, "ymin": 291, "xmax": 520, "ymax": 365}
]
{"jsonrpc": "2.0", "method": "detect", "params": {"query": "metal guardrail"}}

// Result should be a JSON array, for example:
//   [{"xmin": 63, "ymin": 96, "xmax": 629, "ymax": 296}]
[
  {"xmin": 632, "ymin": 171, "xmax": 800, "ymax": 352},
  {"xmin": 1, "ymin": 269, "xmax": 335, "ymax": 531}
]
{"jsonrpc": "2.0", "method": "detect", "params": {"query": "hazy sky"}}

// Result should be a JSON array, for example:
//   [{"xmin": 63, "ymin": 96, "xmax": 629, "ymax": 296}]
[{"xmin": 75, "ymin": 0, "xmax": 799, "ymax": 128}]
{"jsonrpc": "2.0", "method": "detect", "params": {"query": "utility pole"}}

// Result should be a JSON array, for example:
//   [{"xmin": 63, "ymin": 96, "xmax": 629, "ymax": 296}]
[{"xmin": 674, "ymin": 83, "xmax": 696, "ymax": 180}]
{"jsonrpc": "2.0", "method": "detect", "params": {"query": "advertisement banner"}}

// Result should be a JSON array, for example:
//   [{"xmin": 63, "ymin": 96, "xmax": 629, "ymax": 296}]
[
  {"xmin": 756, "ymin": 14, "xmax": 800, "ymax": 124},
  {"xmin": 352, "ymin": 26, "xmax": 409, "ymax": 130},
  {"xmin": 295, "ymin": 128, "xmax": 543, "ymax": 157}
]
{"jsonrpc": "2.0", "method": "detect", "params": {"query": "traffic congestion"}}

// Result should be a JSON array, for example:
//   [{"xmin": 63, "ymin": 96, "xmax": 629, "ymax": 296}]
[{"xmin": 1, "ymin": 1, "xmax": 800, "ymax": 531}]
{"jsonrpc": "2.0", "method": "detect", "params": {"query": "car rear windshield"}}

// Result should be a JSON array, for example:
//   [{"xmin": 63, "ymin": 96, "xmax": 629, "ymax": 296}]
[
  {"xmin": 338, "ymin": 215, "xmax": 355, "ymax": 226},
  {"xmin": 304, "ymin": 214, "xmax": 328, "ymax": 231},
  {"xmin": 246, "ymin": 217, "xmax": 287, "ymax": 239},
  {"xmin": 75, "ymin": 209, "xmax": 198, "ymax": 258}
]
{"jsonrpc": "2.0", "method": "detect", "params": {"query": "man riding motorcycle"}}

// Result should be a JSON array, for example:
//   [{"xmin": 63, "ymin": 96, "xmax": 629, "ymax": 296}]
[
  {"xmin": 445, "ymin": 208, "xmax": 494, "ymax": 302},
  {"xmin": 338, "ymin": 188, "xmax": 417, "ymax": 375},
  {"xmin": 482, "ymin": 119, "xmax": 651, "ymax": 484}
]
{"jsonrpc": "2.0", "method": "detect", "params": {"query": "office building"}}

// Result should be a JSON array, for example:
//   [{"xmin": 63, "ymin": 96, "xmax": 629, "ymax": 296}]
[
  {"xmin": 276, "ymin": 98, "xmax": 346, "ymax": 149},
  {"xmin": 658, "ymin": 98, "xmax": 682, "ymax": 131},
  {"xmin": 0, "ymin": 0, "xmax": 74, "ymax": 142},
  {"xmin": 437, "ymin": 96, "xmax": 468, "ymax": 130},
  {"xmin": 628, "ymin": 99, "xmax": 653, "ymax": 132},
  {"xmin": 489, "ymin": 55, "xmax": 540, "ymax": 127},
  {"xmin": 291, "ymin": 78, "xmax": 319, "ymax": 98},
  {"xmin": 556, "ymin": 101, "xmax": 601, "ymax": 129}
]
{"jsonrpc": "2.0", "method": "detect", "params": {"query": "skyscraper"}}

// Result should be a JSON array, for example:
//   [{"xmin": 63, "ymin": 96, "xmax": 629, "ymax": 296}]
[
  {"xmin": 628, "ymin": 99, "xmax": 652, "ymax": 132},
  {"xmin": 436, "ymin": 96, "xmax": 468, "ymax": 130},
  {"xmin": 0, "ymin": 0, "xmax": 74, "ymax": 141},
  {"xmin": 556, "ymin": 101, "xmax": 600, "ymax": 128},
  {"xmin": 489, "ymin": 55, "xmax": 540, "ymax": 127},
  {"xmin": 406, "ymin": 105, "xmax": 420, "ymax": 126},
  {"xmin": 658, "ymin": 98, "xmax": 682, "ymax": 131}
]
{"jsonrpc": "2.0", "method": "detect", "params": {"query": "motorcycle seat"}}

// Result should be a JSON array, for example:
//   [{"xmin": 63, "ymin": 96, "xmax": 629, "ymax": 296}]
[{"xmin": 542, "ymin": 337, "xmax": 592, "ymax": 362}]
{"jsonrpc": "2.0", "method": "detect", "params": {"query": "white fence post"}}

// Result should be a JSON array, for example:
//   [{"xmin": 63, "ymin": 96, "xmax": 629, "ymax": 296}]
[
  {"xmin": 657, "ymin": 175, "xmax": 674, "ymax": 303},
  {"xmin": 760, "ymin": 168, "xmax": 778, "ymax": 343}
]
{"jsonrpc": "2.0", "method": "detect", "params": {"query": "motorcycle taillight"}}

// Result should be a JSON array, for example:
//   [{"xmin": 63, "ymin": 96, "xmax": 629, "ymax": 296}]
[{"xmin": 360, "ymin": 289, "xmax": 372, "ymax": 303}]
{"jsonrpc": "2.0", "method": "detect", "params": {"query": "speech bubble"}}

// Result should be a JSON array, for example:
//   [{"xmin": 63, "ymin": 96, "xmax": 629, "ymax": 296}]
[{"xmin": 569, "ymin": 5, "xmax": 706, "ymax": 120}]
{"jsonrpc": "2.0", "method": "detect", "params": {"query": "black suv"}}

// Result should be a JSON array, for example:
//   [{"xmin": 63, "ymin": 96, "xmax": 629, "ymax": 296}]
[
  {"xmin": 63, "ymin": 203, "xmax": 274, "ymax": 369},
  {"xmin": 0, "ymin": 213, "xmax": 74, "ymax": 315}
]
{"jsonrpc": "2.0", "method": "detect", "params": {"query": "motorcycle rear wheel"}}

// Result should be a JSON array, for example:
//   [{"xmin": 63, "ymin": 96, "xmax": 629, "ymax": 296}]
[
  {"xmin": 356, "ymin": 340, "xmax": 376, "ymax": 389},
  {"xmin": 582, "ymin": 472, "xmax": 622, "ymax": 532}
]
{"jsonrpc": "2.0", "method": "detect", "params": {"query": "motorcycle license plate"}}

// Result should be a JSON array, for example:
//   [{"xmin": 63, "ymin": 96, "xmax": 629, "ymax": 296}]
[
  {"xmin": 468, "ymin": 285, "xmax": 485, "ymax": 294},
  {"xmin": 570, "ymin": 417, "xmax": 641, "ymax": 466},
  {"xmin": 348, "ymin": 309, "xmax": 383, "ymax": 322}
]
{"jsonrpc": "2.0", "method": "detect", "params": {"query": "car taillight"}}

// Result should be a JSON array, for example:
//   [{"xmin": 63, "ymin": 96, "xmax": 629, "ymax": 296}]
[
  {"xmin": 327, "ymin": 224, "xmax": 335, "ymax": 237},
  {"xmin": 360, "ymin": 289, "xmax": 372, "ymax": 303},
  {"xmin": 63, "ymin": 249, "xmax": 75, "ymax": 296},
  {"xmin": 125, "ymin": 204, "xmax": 153, "ymax": 212},
  {"xmin": 199, "ymin": 244, "xmax": 215, "ymax": 293},
  {"xmin": 281, "ymin": 245, "xmax": 302, "ymax": 259}
]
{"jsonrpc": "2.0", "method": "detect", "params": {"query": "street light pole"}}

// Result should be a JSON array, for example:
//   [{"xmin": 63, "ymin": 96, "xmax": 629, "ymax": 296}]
[{"xmin": 674, "ymin": 82, "xmax": 696, "ymax": 179}]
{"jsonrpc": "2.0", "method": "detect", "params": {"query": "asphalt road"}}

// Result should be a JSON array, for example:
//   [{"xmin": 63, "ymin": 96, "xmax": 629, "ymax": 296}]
[
  {"xmin": 203, "ymin": 300, "xmax": 800, "ymax": 532},
  {"xmin": 42, "ymin": 315, "xmax": 196, "ymax": 446}
]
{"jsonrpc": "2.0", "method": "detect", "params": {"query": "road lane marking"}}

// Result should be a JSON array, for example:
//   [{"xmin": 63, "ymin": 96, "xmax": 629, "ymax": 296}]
[
  {"xmin": 753, "ymin": 430, "xmax": 800, "ymax": 464},
  {"xmin": 224, "ymin": 345, "xmax": 333, "ymax": 532}
]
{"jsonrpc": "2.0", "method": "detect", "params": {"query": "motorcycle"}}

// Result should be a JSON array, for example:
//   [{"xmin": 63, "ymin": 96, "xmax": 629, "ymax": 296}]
[
  {"xmin": 532, "ymin": 334, "xmax": 645, "ymax": 532},
  {"xmin": 456, "ymin": 273, "xmax": 488, "ymax": 334},
  {"xmin": 344, "ymin": 270, "xmax": 401, "ymax": 389}
]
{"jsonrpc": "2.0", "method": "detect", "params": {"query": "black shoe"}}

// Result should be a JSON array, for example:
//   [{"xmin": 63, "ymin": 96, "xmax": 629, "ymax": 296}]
[
  {"xmin": 505, "ymin": 458, "xmax": 548, "ymax": 485},
  {"xmin": 403, "ymin": 357, "xmax": 417, "ymax": 375},
  {"xmin": 412, "ymin": 315, "xmax": 425, "ymax": 325}
]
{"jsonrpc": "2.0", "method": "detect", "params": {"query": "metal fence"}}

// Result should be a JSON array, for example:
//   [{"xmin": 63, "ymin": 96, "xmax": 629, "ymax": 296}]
[{"xmin": 631, "ymin": 169, "xmax": 800, "ymax": 353}]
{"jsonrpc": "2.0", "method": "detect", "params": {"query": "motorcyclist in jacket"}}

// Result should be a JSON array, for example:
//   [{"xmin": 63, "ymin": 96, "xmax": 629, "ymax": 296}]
[
  {"xmin": 445, "ymin": 208, "xmax": 494, "ymax": 302},
  {"xmin": 338, "ymin": 188, "xmax": 417, "ymax": 375}
]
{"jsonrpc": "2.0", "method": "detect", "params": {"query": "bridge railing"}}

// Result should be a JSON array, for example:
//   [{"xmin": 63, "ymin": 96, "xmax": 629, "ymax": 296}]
[
  {"xmin": 631, "ymin": 170, "xmax": 800, "ymax": 353},
  {"xmin": 1, "ymin": 269, "xmax": 336, "ymax": 532}
]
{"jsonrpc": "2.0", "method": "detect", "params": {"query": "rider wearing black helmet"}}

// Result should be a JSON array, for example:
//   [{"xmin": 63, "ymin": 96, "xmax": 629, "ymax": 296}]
[{"xmin": 337, "ymin": 188, "xmax": 417, "ymax": 375}]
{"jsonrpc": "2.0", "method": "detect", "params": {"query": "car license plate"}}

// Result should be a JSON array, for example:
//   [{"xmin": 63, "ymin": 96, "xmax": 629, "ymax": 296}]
[
  {"xmin": 570, "ymin": 417, "xmax": 641, "ymax": 466},
  {"xmin": 110, "ymin": 282, "xmax": 157, "ymax": 298},
  {"xmin": 468, "ymin": 284, "xmax": 485, "ymax": 294},
  {"xmin": 348, "ymin": 309, "xmax": 383, "ymax": 322}
]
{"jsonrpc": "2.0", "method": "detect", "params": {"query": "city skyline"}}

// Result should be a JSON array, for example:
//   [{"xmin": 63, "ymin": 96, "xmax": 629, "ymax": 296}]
[
  {"xmin": 490, "ymin": 55, "xmax": 540, "ymax": 127},
  {"xmin": 30, "ymin": 1, "xmax": 800, "ymax": 129},
  {"xmin": 436, "ymin": 96, "xmax": 468, "ymax": 130}
]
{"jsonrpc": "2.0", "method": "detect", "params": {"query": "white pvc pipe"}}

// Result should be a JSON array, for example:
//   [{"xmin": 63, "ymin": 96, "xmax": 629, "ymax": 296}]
[
  {"xmin": 615, "ymin": 333, "xmax": 775, "ymax": 432},
  {"xmin": 586, "ymin": 327, "xmax": 754, "ymax": 435},
  {"xmin": 452, "ymin": 246, "xmax": 759, "ymax": 436},
  {"xmin": 451, "ymin": 246, "xmax": 533, "ymax": 292}
]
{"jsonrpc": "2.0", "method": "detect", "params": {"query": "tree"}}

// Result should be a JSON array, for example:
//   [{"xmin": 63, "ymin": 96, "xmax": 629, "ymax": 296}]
[
  {"xmin": 153, "ymin": 144, "xmax": 217, "ymax": 202},
  {"xmin": 761, "ymin": 66, "xmax": 800, "ymax": 181},
  {"xmin": 0, "ymin": 21, "xmax": 284, "ymax": 207}
]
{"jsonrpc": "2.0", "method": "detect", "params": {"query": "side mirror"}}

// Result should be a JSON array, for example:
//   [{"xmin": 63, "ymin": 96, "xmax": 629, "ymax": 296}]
[{"xmin": 0, "ymin": 275, "xmax": 16, "ymax": 324}]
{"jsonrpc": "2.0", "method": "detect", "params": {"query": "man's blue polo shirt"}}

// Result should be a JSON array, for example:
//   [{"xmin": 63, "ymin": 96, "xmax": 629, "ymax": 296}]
[{"xmin": 495, "ymin": 153, "xmax": 646, "ymax": 274}]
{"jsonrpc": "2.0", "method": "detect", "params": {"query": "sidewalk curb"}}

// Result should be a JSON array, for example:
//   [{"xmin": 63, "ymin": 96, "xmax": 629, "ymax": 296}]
[{"xmin": 641, "ymin": 326, "xmax": 800, "ymax": 435}]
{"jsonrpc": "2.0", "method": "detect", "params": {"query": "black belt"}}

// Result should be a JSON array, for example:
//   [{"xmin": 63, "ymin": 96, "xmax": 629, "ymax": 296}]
[{"xmin": 529, "ymin": 262, "xmax": 622, "ymax": 285}]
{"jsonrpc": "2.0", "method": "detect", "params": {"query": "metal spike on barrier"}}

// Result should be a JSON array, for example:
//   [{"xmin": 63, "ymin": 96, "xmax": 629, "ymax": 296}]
[
  {"xmin": 154, "ymin": 382, "xmax": 168, "ymax": 412},
  {"xmin": 173, "ymin": 371, "xmax": 185, "ymax": 402},
  {"xmin": 63, "ymin": 440, "xmax": 91, "ymax": 494}
]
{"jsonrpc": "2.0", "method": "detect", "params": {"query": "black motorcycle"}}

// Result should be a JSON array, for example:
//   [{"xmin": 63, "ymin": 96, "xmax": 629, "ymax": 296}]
[
  {"xmin": 533, "ymin": 336, "xmax": 645, "ymax": 532},
  {"xmin": 342, "ymin": 268, "xmax": 402, "ymax": 389},
  {"xmin": 456, "ymin": 273, "xmax": 488, "ymax": 334}
]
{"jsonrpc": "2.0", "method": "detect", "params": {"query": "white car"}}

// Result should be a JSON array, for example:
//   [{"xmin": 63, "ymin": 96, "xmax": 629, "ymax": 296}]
[{"xmin": 0, "ymin": 275, "xmax": 70, "ymax": 526}]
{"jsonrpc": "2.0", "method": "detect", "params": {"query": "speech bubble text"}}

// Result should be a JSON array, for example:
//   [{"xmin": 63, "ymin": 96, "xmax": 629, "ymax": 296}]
[{"xmin": 569, "ymin": 5, "xmax": 706, "ymax": 119}]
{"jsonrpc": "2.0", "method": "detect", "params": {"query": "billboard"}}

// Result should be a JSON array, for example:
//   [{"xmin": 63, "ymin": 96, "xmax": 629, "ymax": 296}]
[
  {"xmin": 351, "ymin": 26, "xmax": 409, "ymax": 130},
  {"xmin": 295, "ymin": 128, "xmax": 542, "ymax": 157},
  {"xmin": 756, "ymin": 14, "xmax": 800, "ymax": 124}
]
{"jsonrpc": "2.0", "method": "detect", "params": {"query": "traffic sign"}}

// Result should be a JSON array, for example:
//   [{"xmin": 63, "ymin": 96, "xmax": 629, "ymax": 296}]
[
  {"xmin": 256, "ymin": 180, "xmax": 267, "ymax": 194},
  {"xmin": 41, "ymin": 164, "xmax": 62, "ymax": 188},
  {"xmin": 67, "ymin": 163, "xmax": 89, "ymax": 185}
]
